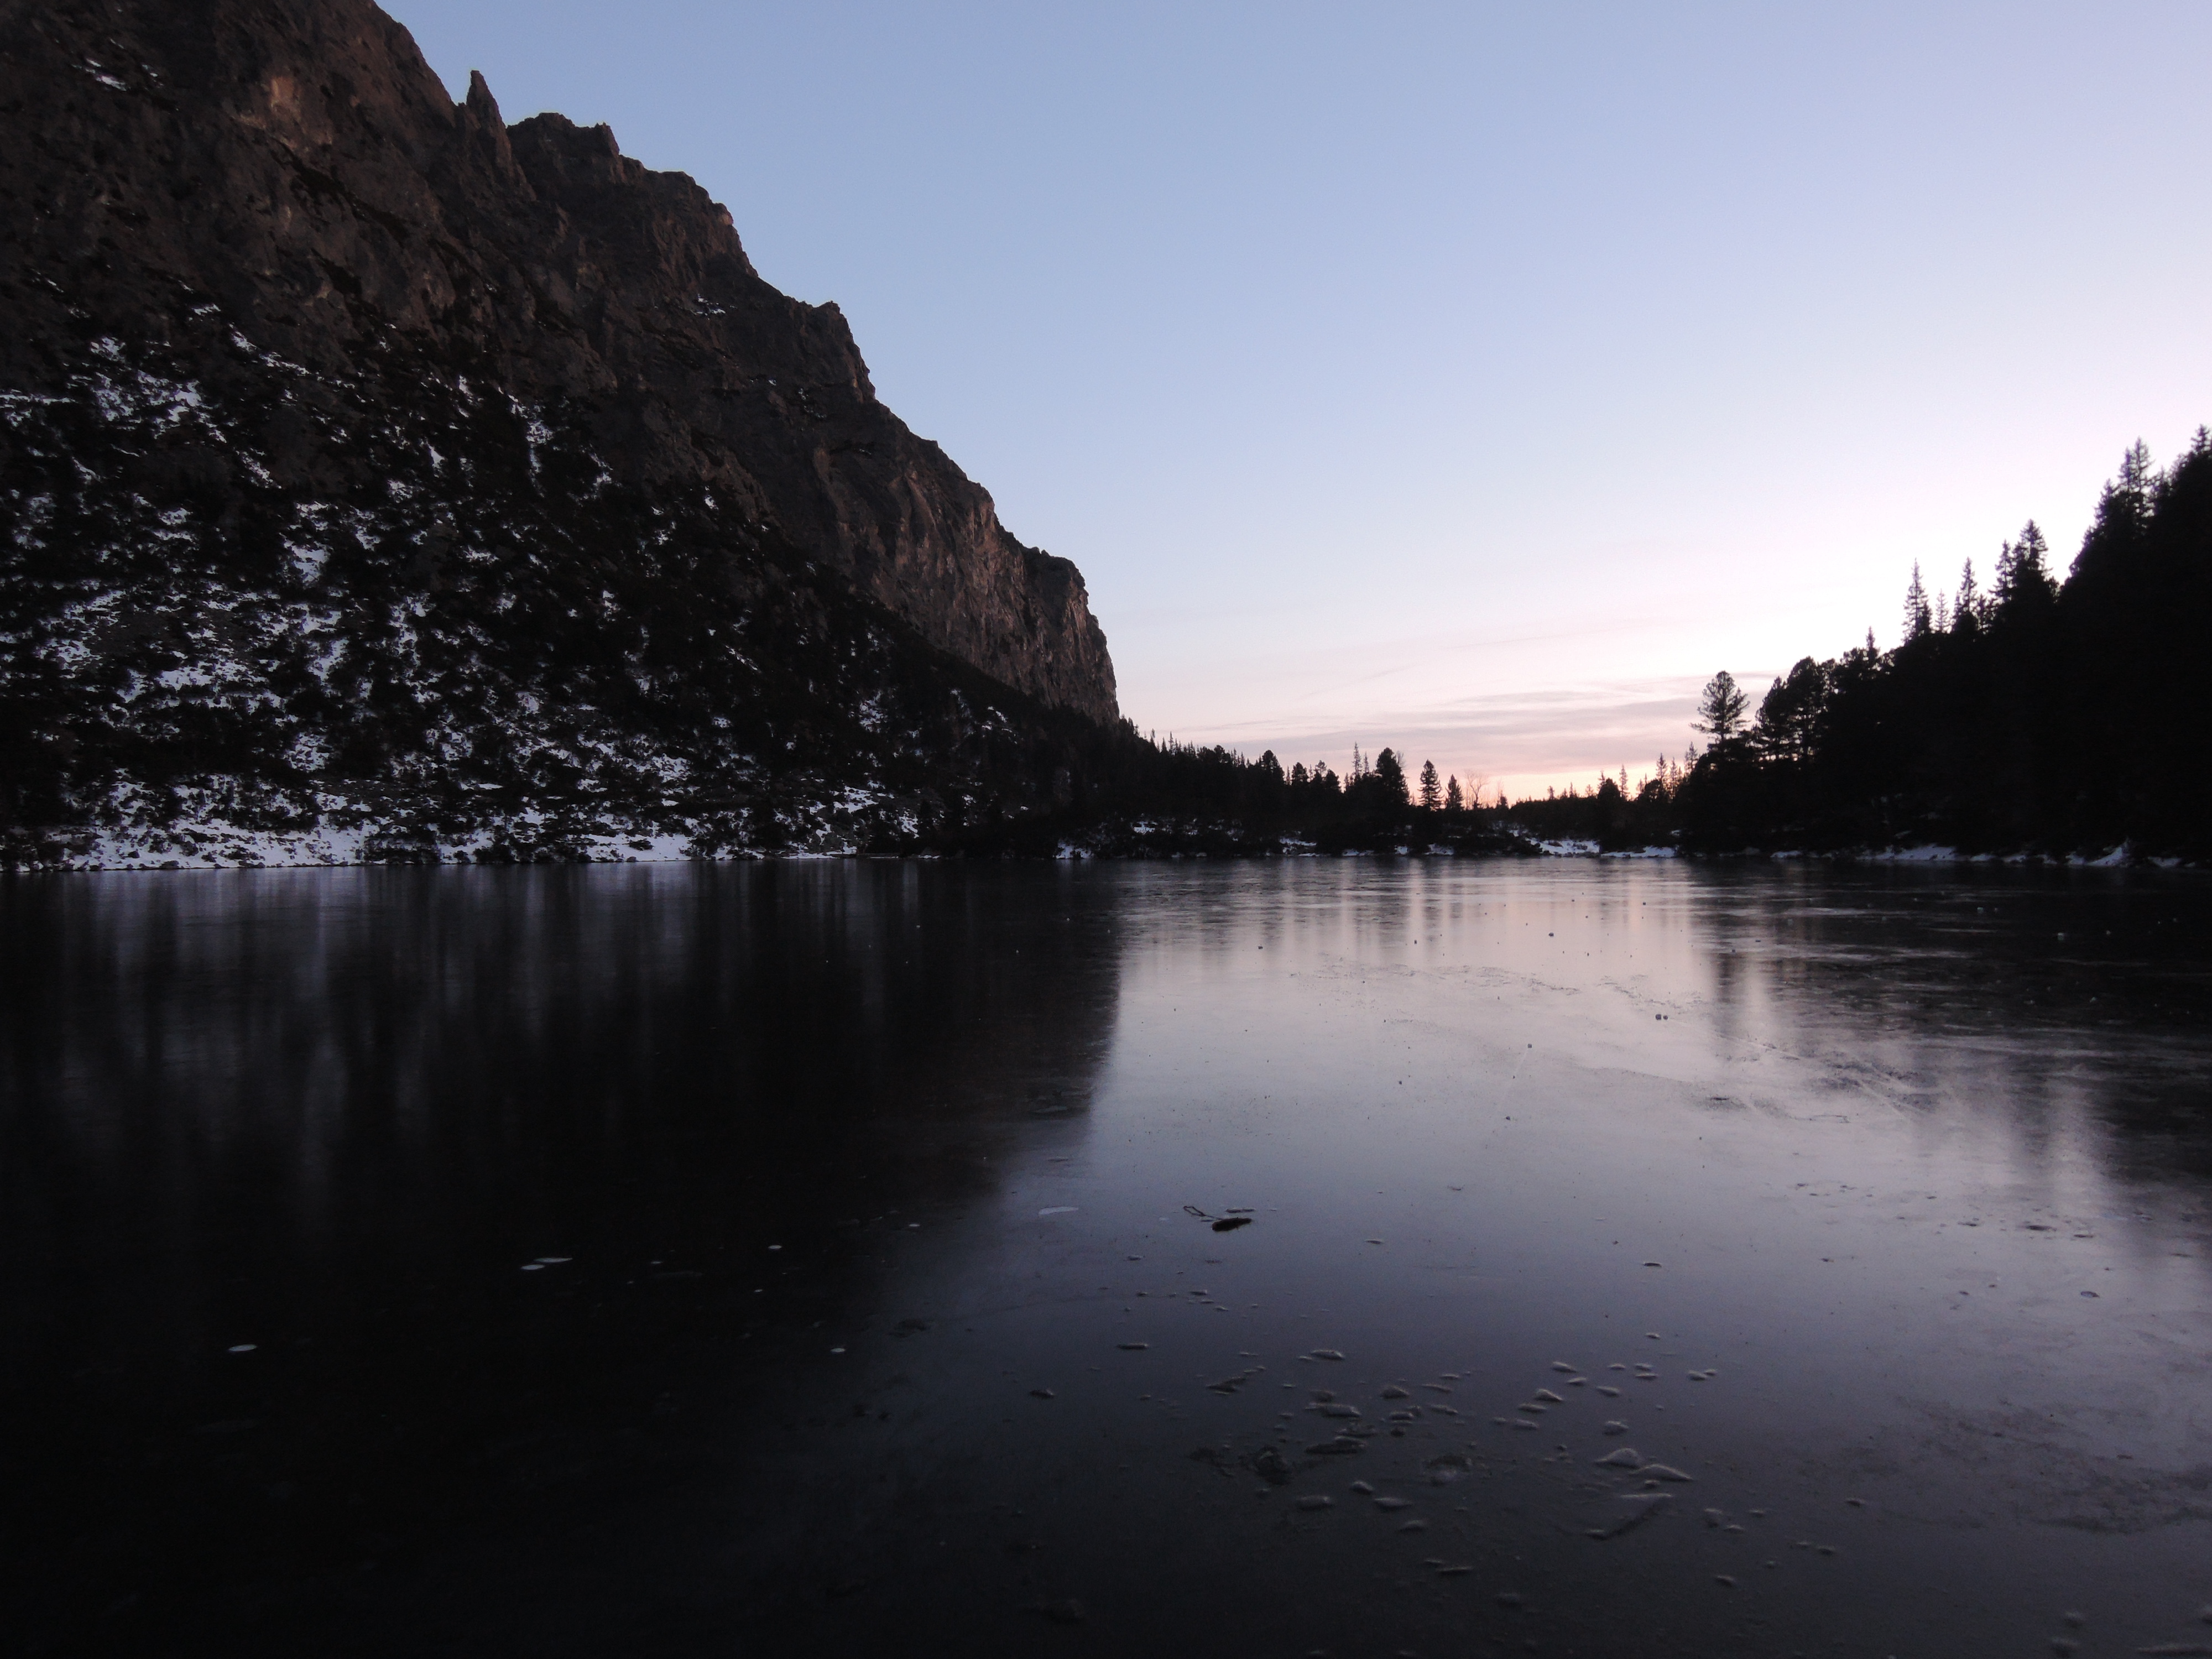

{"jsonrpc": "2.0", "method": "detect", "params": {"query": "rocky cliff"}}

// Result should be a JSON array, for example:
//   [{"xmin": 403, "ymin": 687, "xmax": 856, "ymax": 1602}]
[{"xmin": 0, "ymin": 0, "xmax": 1121, "ymax": 865}]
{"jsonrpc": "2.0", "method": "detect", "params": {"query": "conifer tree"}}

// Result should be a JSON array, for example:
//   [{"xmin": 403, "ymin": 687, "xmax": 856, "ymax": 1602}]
[
  {"xmin": 1445, "ymin": 775, "xmax": 1463, "ymax": 812},
  {"xmin": 1418, "ymin": 759, "xmax": 1442, "ymax": 811},
  {"xmin": 1994, "ymin": 521, "xmax": 2056, "ymax": 612},
  {"xmin": 1693, "ymin": 672, "xmax": 1750, "ymax": 744},
  {"xmin": 1955, "ymin": 559, "xmax": 1983, "ymax": 631},
  {"xmin": 1903, "ymin": 562, "xmax": 1933, "ymax": 639},
  {"xmin": 1373, "ymin": 748, "xmax": 1409, "ymax": 805}
]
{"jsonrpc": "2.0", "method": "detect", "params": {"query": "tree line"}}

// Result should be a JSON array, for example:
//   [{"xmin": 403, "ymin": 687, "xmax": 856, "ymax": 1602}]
[
  {"xmin": 1645, "ymin": 430, "xmax": 2211, "ymax": 855},
  {"xmin": 957, "ymin": 428, "xmax": 2208, "ymax": 858}
]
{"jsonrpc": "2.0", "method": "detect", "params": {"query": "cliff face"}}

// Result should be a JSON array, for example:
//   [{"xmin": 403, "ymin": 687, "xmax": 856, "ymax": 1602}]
[{"xmin": 0, "ymin": 0, "xmax": 1122, "ymax": 864}]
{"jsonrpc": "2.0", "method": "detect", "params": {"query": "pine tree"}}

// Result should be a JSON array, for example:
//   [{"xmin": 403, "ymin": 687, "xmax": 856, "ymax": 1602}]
[
  {"xmin": 1955, "ymin": 559, "xmax": 1983, "ymax": 631},
  {"xmin": 1693, "ymin": 671, "xmax": 1750, "ymax": 744},
  {"xmin": 1373, "ymin": 748, "xmax": 1409, "ymax": 805},
  {"xmin": 1994, "ymin": 520, "xmax": 2056, "ymax": 614},
  {"xmin": 1904, "ymin": 562, "xmax": 1933, "ymax": 640},
  {"xmin": 1444, "ymin": 775, "xmax": 1463, "ymax": 812},
  {"xmin": 1418, "ymin": 759, "xmax": 1442, "ymax": 811}
]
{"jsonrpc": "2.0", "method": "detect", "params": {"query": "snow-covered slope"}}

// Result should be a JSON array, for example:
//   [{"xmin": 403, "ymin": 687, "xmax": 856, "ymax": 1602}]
[{"xmin": 0, "ymin": 0, "xmax": 1119, "ymax": 866}]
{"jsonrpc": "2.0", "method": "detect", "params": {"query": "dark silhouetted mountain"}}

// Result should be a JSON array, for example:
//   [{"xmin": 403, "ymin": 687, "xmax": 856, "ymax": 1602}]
[{"xmin": 0, "ymin": 0, "xmax": 1119, "ymax": 865}]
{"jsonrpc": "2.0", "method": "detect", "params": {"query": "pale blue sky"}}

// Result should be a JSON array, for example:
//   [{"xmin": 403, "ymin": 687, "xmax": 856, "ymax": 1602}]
[{"xmin": 390, "ymin": 1, "xmax": 2212, "ymax": 797}]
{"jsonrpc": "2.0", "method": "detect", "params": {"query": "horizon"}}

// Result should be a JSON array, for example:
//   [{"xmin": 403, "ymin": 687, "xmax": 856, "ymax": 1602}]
[{"xmin": 387, "ymin": 1, "xmax": 2212, "ymax": 798}]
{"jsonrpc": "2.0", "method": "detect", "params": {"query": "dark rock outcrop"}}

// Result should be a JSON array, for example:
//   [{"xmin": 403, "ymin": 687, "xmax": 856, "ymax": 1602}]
[{"xmin": 0, "ymin": 0, "xmax": 1120, "ymax": 864}]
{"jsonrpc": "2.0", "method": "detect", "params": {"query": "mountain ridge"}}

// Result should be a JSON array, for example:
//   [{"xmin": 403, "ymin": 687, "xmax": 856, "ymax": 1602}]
[{"xmin": 0, "ymin": 0, "xmax": 1121, "ymax": 865}]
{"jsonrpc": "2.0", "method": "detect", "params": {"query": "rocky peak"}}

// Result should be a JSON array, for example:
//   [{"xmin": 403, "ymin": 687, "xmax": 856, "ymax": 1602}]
[
  {"xmin": 0, "ymin": 0, "xmax": 1125, "ymax": 867},
  {"xmin": 0, "ymin": 0, "xmax": 1115, "ymax": 720}
]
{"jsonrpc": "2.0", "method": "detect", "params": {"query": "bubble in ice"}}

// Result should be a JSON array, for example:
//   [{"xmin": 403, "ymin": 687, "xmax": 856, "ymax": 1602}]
[
  {"xmin": 1038, "ymin": 1206, "xmax": 1077, "ymax": 1217},
  {"xmin": 1374, "ymin": 1496, "xmax": 1411, "ymax": 1511},
  {"xmin": 1533, "ymin": 1388, "xmax": 1564, "ymax": 1403},
  {"xmin": 1601, "ymin": 1420, "xmax": 1629, "ymax": 1436},
  {"xmin": 1309, "ymin": 1349, "xmax": 1347, "ymax": 1361},
  {"xmin": 1642, "ymin": 1464, "xmax": 1693, "ymax": 1483},
  {"xmin": 1398, "ymin": 1519, "xmax": 1428, "ymax": 1532},
  {"xmin": 1296, "ymin": 1494, "xmax": 1333, "ymax": 1511},
  {"xmin": 1030, "ymin": 1387, "xmax": 1055, "ymax": 1399},
  {"xmin": 1596, "ymin": 1386, "xmax": 1621, "ymax": 1398},
  {"xmin": 1117, "ymin": 1342, "xmax": 1150, "ymax": 1351},
  {"xmin": 227, "ymin": 1344, "xmax": 255, "ymax": 1354},
  {"xmin": 1595, "ymin": 1448, "xmax": 1644, "ymax": 1468},
  {"xmin": 1380, "ymin": 1385, "xmax": 1411, "ymax": 1400},
  {"xmin": 1349, "ymin": 1479, "xmax": 1374, "ymax": 1494},
  {"xmin": 1550, "ymin": 1361, "xmax": 1577, "ymax": 1373}
]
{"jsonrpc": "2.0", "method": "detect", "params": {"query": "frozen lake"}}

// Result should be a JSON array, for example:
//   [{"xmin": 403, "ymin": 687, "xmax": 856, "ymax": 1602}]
[{"xmin": 3, "ymin": 859, "xmax": 2209, "ymax": 1655}]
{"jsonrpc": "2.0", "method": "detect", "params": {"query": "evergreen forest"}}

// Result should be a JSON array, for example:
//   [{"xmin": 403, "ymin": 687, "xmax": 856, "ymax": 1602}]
[{"xmin": 1009, "ymin": 431, "xmax": 2211, "ymax": 861}]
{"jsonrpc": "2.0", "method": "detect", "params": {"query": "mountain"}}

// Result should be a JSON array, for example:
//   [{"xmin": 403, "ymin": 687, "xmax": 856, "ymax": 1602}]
[{"xmin": 0, "ymin": 0, "xmax": 1120, "ymax": 867}]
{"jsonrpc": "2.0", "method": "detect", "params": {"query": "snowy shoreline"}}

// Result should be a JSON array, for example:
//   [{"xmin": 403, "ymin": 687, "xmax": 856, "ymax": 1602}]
[{"xmin": 18, "ymin": 828, "xmax": 2195, "ymax": 873}]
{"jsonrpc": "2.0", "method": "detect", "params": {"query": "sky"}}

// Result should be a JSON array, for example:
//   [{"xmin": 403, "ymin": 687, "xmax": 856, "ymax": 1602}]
[{"xmin": 389, "ymin": 1, "xmax": 2212, "ymax": 801}]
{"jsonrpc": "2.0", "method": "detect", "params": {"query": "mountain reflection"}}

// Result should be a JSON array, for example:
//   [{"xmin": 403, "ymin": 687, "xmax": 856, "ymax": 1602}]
[{"xmin": 0, "ymin": 864, "xmax": 1123, "ymax": 1652}]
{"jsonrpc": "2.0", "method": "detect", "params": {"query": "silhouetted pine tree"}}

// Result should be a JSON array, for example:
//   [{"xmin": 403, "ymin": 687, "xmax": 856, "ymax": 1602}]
[
  {"xmin": 1693, "ymin": 672, "xmax": 1750, "ymax": 745},
  {"xmin": 1372, "ymin": 748, "xmax": 1409, "ymax": 807}
]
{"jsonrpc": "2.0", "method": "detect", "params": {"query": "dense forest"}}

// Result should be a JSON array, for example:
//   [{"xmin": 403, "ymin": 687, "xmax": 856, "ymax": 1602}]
[{"xmin": 1002, "ymin": 430, "xmax": 2210, "ymax": 861}]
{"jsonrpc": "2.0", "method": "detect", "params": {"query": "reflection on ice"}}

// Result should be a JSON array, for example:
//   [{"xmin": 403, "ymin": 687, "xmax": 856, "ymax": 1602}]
[{"xmin": 1, "ymin": 859, "xmax": 2207, "ymax": 1655}]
